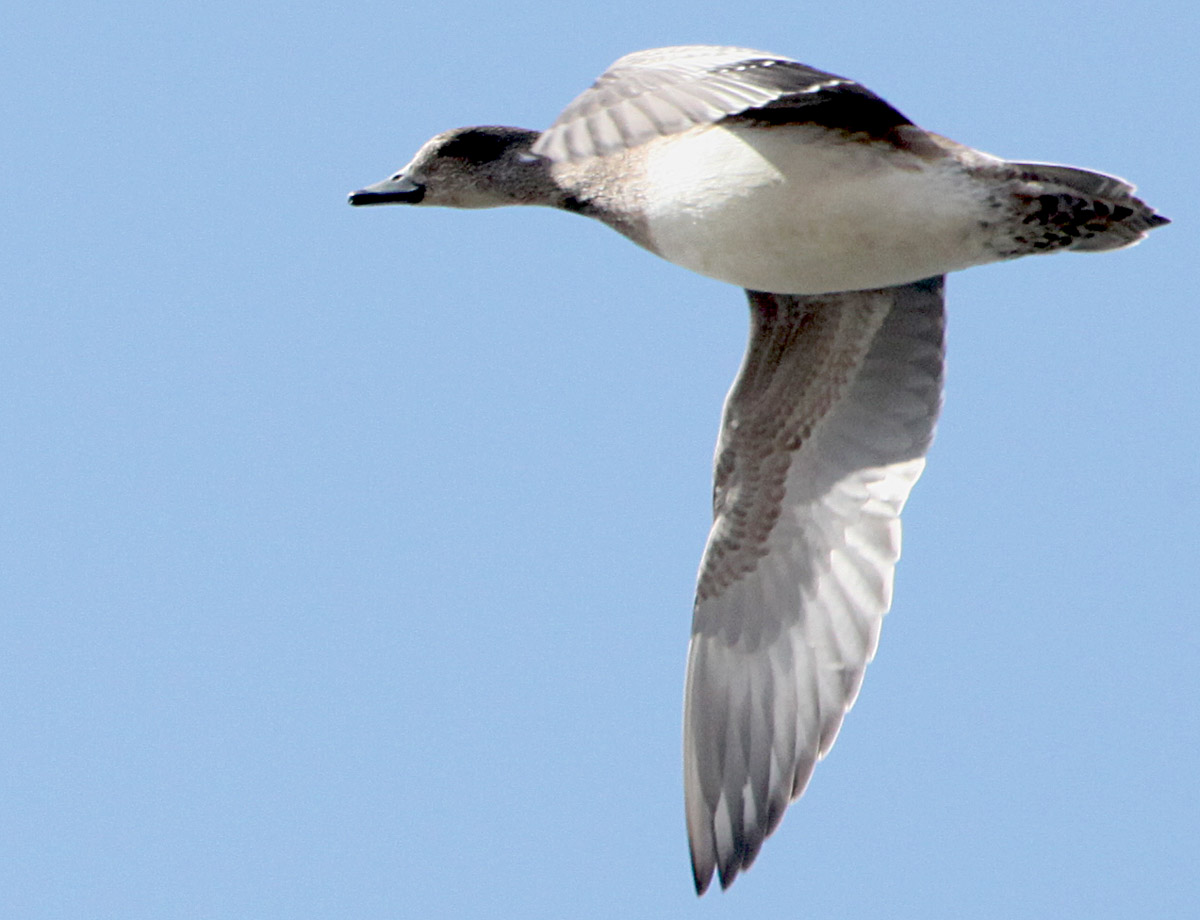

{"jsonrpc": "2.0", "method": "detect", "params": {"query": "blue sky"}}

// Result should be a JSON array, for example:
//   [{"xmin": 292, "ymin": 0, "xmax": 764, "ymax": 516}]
[{"xmin": 3, "ymin": 2, "xmax": 1196, "ymax": 918}]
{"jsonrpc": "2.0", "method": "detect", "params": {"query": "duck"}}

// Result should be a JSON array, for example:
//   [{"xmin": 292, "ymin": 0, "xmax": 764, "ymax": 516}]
[{"xmin": 348, "ymin": 44, "xmax": 1167, "ymax": 894}]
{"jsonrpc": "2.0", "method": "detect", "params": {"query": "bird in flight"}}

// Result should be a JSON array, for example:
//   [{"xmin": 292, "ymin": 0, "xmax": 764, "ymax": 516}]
[{"xmin": 349, "ymin": 45, "xmax": 1167, "ymax": 894}]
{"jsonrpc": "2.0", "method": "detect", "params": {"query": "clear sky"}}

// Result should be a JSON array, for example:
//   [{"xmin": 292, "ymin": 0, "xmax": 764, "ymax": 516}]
[{"xmin": 3, "ymin": 2, "xmax": 1196, "ymax": 918}]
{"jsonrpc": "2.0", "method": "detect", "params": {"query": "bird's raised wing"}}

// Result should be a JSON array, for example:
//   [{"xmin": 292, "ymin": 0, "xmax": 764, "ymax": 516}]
[
  {"xmin": 685, "ymin": 277, "xmax": 946, "ymax": 893},
  {"xmin": 532, "ymin": 45, "xmax": 911, "ymax": 162}
]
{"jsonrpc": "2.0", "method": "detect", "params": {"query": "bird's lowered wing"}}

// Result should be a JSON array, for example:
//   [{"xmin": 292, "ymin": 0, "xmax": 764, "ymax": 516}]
[{"xmin": 685, "ymin": 277, "xmax": 946, "ymax": 892}]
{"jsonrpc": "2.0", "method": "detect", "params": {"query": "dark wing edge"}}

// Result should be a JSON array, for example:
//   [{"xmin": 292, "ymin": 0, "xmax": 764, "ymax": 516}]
[
  {"xmin": 532, "ymin": 45, "xmax": 907, "ymax": 162},
  {"xmin": 684, "ymin": 277, "xmax": 946, "ymax": 893}
]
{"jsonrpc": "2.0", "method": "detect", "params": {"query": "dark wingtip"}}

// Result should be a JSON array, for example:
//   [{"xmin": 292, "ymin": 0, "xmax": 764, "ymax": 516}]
[
  {"xmin": 690, "ymin": 852, "xmax": 713, "ymax": 896},
  {"xmin": 717, "ymin": 862, "xmax": 739, "ymax": 891}
]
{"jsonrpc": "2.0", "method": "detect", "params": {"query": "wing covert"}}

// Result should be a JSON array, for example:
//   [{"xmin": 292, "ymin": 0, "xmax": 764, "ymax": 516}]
[{"xmin": 532, "ymin": 45, "xmax": 907, "ymax": 162}]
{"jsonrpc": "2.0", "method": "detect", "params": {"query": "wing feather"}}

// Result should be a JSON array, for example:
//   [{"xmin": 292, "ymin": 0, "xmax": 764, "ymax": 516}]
[
  {"xmin": 532, "ymin": 45, "xmax": 903, "ymax": 162},
  {"xmin": 685, "ymin": 277, "xmax": 946, "ymax": 893}
]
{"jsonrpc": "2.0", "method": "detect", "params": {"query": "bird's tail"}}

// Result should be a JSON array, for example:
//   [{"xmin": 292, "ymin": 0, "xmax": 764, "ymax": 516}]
[{"xmin": 1007, "ymin": 161, "xmax": 1169, "ymax": 253}]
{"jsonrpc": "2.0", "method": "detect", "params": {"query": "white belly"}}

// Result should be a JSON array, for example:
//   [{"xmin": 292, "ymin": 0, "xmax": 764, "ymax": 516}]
[{"xmin": 640, "ymin": 124, "xmax": 999, "ymax": 294}]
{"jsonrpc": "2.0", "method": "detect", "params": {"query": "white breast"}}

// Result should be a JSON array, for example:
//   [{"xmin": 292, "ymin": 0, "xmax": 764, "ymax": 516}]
[{"xmin": 640, "ymin": 124, "xmax": 999, "ymax": 294}]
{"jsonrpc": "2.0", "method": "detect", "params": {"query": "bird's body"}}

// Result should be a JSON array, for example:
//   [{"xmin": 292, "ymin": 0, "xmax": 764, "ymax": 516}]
[
  {"xmin": 349, "ymin": 45, "xmax": 1166, "ymax": 894},
  {"xmin": 594, "ymin": 121, "xmax": 998, "ymax": 293}
]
